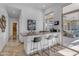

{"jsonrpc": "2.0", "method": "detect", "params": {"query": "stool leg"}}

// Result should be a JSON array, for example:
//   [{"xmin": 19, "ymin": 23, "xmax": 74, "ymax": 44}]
[
  {"xmin": 36, "ymin": 42, "xmax": 39, "ymax": 55},
  {"xmin": 55, "ymin": 38, "xmax": 58, "ymax": 50},
  {"xmin": 30, "ymin": 41, "xmax": 33, "ymax": 56},
  {"xmin": 53, "ymin": 38, "xmax": 56, "ymax": 55},
  {"xmin": 48, "ymin": 40, "xmax": 50, "ymax": 56},
  {"xmin": 53, "ymin": 38, "xmax": 59, "ymax": 55},
  {"xmin": 42, "ymin": 40, "xmax": 44, "ymax": 56},
  {"xmin": 40, "ymin": 41, "xmax": 43, "ymax": 56}
]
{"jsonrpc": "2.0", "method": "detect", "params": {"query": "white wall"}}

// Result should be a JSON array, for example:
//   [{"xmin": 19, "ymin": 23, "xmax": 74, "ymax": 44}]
[
  {"xmin": 19, "ymin": 7, "xmax": 43, "ymax": 33},
  {"xmin": 64, "ymin": 12, "xmax": 79, "ymax": 20},
  {"xmin": 19, "ymin": 7, "xmax": 43, "ymax": 42},
  {"xmin": 0, "ymin": 5, "xmax": 9, "ymax": 51},
  {"xmin": 0, "ymin": 5, "xmax": 43, "ymax": 43},
  {"xmin": 9, "ymin": 17, "xmax": 19, "ymax": 39},
  {"xmin": 44, "ymin": 5, "xmax": 63, "ymax": 44}
]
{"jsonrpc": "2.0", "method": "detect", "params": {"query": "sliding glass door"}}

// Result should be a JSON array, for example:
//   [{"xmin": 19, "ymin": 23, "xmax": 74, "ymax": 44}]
[{"xmin": 63, "ymin": 8, "xmax": 79, "ymax": 47}]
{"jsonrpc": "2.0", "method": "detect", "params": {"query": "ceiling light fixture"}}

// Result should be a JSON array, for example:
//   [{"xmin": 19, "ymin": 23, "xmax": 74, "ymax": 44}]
[
  {"xmin": 12, "ymin": 10, "xmax": 16, "ymax": 14},
  {"xmin": 42, "ymin": 5, "xmax": 46, "ymax": 9}
]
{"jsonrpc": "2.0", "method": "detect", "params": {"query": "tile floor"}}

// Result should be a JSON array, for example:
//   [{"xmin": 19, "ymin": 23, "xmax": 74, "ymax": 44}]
[
  {"xmin": 0, "ymin": 40, "xmax": 26, "ymax": 56},
  {"xmin": 0, "ymin": 39, "xmax": 79, "ymax": 56}
]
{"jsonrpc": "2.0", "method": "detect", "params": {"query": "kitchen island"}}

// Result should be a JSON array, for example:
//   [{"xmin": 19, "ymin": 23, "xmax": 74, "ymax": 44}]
[{"xmin": 21, "ymin": 32, "xmax": 60, "ymax": 55}]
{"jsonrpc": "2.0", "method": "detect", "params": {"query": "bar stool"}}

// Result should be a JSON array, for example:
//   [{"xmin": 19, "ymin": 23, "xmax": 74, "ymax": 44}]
[
  {"xmin": 46, "ymin": 34, "xmax": 54, "ymax": 55},
  {"xmin": 41, "ymin": 35, "xmax": 49, "ymax": 56},
  {"xmin": 46, "ymin": 34, "xmax": 59, "ymax": 55},
  {"xmin": 52, "ymin": 34, "xmax": 59, "ymax": 55},
  {"xmin": 30, "ymin": 37, "xmax": 42, "ymax": 56}
]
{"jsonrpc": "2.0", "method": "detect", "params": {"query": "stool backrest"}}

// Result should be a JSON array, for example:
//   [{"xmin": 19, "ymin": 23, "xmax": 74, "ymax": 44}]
[
  {"xmin": 47, "ymin": 35, "xmax": 53, "ymax": 40},
  {"xmin": 32, "ymin": 37, "xmax": 41, "ymax": 43}
]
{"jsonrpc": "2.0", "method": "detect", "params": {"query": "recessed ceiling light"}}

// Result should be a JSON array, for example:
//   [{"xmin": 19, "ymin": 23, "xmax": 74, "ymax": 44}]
[
  {"xmin": 13, "ymin": 10, "xmax": 16, "ymax": 14},
  {"xmin": 42, "ymin": 5, "xmax": 46, "ymax": 9}
]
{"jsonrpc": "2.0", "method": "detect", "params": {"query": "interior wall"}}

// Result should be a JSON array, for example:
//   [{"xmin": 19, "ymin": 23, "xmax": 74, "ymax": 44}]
[
  {"xmin": 19, "ymin": 7, "xmax": 43, "ymax": 42},
  {"xmin": 9, "ymin": 17, "xmax": 19, "ymax": 40},
  {"xmin": 44, "ymin": 5, "xmax": 63, "ymax": 44},
  {"xmin": 1, "ymin": 4, "xmax": 44, "ymax": 43},
  {"xmin": 64, "ymin": 12, "xmax": 79, "ymax": 20},
  {"xmin": 19, "ymin": 7, "xmax": 43, "ymax": 33},
  {"xmin": 0, "ymin": 5, "xmax": 9, "ymax": 51}
]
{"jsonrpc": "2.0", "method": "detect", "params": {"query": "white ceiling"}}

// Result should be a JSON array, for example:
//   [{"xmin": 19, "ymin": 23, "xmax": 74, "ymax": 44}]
[
  {"xmin": 6, "ymin": 6, "xmax": 21, "ymax": 18},
  {"xmin": 3, "ymin": 3, "xmax": 71, "ymax": 10},
  {"xmin": 63, "ymin": 3, "xmax": 79, "ymax": 14},
  {"xmin": 0, "ymin": 3, "xmax": 71, "ymax": 18}
]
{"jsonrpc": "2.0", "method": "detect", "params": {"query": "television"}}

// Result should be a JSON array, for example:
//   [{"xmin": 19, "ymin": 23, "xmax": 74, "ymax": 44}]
[{"xmin": 54, "ymin": 21, "xmax": 59, "ymax": 25}]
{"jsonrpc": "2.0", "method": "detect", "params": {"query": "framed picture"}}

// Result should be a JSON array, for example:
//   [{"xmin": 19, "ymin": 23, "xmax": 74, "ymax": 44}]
[{"xmin": 27, "ymin": 20, "xmax": 36, "ymax": 30}]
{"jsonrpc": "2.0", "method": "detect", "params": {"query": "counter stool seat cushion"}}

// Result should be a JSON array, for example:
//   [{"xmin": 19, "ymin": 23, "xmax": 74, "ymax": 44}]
[{"xmin": 32, "ymin": 37, "xmax": 41, "ymax": 43}]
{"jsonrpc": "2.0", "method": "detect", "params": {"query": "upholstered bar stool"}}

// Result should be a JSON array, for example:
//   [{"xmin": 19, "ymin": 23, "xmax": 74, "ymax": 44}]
[
  {"xmin": 45, "ymin": 34, "xmax": 59, "ymax": 55},
  {"xmin": 41, "ymin": 34, "xmax": 50, "ymax": 56},
  {"xmin": 46, "ymin": 34, "xmax": 55, "ymax": 55},
  {"xmin": 52, "ymin": 34, "xmax": 59, "ymax": 54},
  {"xmin": 31, "ymin": 37, "xmax": 42, "ymax": 56}
]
